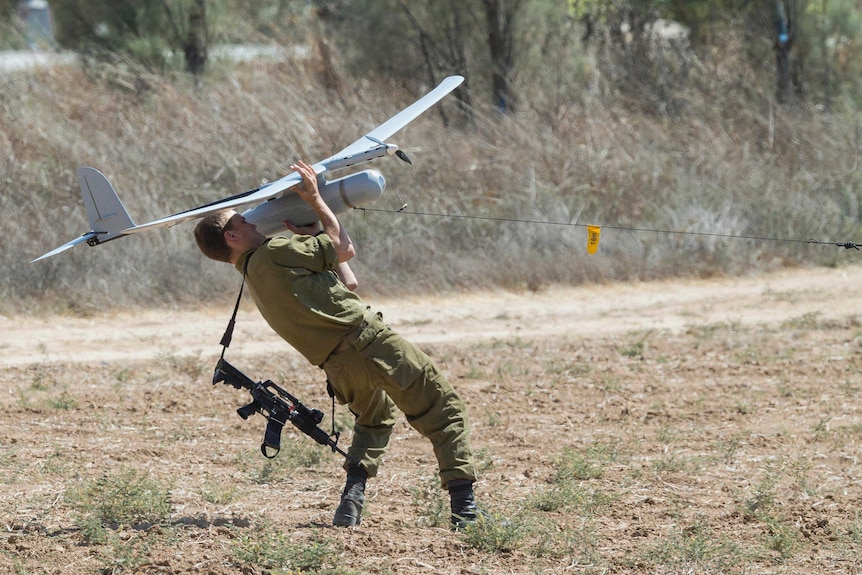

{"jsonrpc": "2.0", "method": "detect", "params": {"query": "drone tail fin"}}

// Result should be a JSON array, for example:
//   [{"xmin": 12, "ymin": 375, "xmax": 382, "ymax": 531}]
[
  {"xmin": 78, "ymin": 167, "xmax": 136, "ymax": 236},
  {"xmin": 31, "ymin": 167, "xmax": 136, "ymax": 262}
]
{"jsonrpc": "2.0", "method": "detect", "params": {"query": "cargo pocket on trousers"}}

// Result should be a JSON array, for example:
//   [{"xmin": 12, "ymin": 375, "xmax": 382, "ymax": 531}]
[{"xmin": 360, "ymin": 329, "xmax": 429, "ymax": 390}]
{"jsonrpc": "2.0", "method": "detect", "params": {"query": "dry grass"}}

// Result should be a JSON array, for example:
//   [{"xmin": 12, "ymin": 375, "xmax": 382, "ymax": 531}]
[{"xmin": 2, "ymin": 34, "xmax": 861, "ymax": 314}]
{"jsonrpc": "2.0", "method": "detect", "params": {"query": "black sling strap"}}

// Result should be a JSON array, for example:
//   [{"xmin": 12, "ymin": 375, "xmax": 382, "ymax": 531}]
[{"xmin": 219, "ymin": 255, "xmax": 250, "ymax": 361}]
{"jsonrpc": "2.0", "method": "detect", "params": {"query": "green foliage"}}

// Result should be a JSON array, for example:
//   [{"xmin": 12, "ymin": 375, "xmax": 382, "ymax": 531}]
[
  {"xmin": 200, "ymin": 479, "xmax": 240, "ymax": 505},
  {"xmin": 798, "ymin": 0, "xmax": 862, "ymax": 106},
  {"xmin": 323, "ymin": 0, "xmax": 484, "ymax": 81},
  {"xmin": 79, "ymin": 515, "xmax": 109, "ymax": 545},
  {"xmin": 408, "ymin": 473, "xmax": 450, "ymax": 527},
  {"xmin": 211, "ymin": 0, "xmax": 305, "ymax": 42},
  {"xmin": 237, "ymin": 440, "xmax": 325, "ymax": 485},
  {"xmin": 45, "ymin": 389, "xmax": 78, "ymax": 410},
  {"xmin": 0, "ymin": 6, "xmax": 26, "ymax": 50},
  {"xmin": 845, "ymin": 514, "xmax": 862, "ymax": 546},
  {"xmin": 68, "ymin": 468, "xmax": 174, "ymax": 529},
  {"xmin": 459, "ymin": 512, "xmax": 527, "ymax": 552},
  {"xmin": 637, "ymin": 519, "xmax": 751, "ymax": 573},
  {"xmin": 761, "ymin": 514, "xmax": 799, "ymax": 559},
  {"xmin": 551, "ymin": 443, "xmax": 618, "ymax": 482},
  {"xmin": 30, "ymin": 0, "xmax": 862, "ymax": 110},
  {"xmin": 76, "ymin": 524, "xmax": 183, "ymax": 573},
  {"xmin": 0, "ymin": 0, "xmax": 16, "ymax": 17},
  {"xmin": 733, "ymin": 461, "xmax": 806, "ymax": 561},
  {"xmin": 514, "ymin": 0, "xmax": 594, "ymax": 110},
  {"xmin": 51, "ymin": 0, "xmax": 209, "ymax": 73},
  {"xmin": 122, "ymin": 34, "xmax": 175, "ymax": 71},
  {"xmin": 530, "ymin": 481, "xmax": 612, "ymax": 514},
  {"xmin": 231, "ymin": 522, "xmax": 343, "ymax": 572},
  {"xmin": 742, "ymin": 466, "xmax": 779, "ymax": 516},
  {"xmin": 620, "ymin": 331, "xmax": 652, "ymax": 359},
  {"xmin": 531, "ymin": 444, "xmax": 615, "ymax": 515},
  {"xmin": 52, "ymin": 0, "xmax": 143, "ymax": 52}
]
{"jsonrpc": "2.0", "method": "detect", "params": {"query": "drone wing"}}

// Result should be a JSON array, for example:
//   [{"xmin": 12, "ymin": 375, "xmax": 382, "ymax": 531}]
[
  {"xmin": 32, "ymin": 75, "xmax": 464, "ymax": 262},
  {"xmin": 113, "ymin": 75, "xmax": 465, "ymax": 235},
  {"xmin": 125, "ymin": 172, "xmax": 303, "ymax": 235},
  {"xmin": 126, "ymin": 76, "xmax": 465, "ymax": 234},
  {"xmin": 317, "ymin": 75, "xmax": 464, "ymax": 170}
]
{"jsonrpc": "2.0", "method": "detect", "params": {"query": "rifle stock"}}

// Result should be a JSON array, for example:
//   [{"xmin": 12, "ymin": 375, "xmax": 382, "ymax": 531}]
[
  {"xmin": 212, "ymin": 358, "xmax": 358, "ymax": 464},
  {"xmin": 212, "ymin": 358, "xmax": 256, "ymax": 390}
]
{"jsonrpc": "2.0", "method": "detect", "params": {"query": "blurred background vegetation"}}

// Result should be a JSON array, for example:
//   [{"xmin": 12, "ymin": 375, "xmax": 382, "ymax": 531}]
[{"xmin": 2, "ymin": 0, "xmax": 861, "ymax": 314}]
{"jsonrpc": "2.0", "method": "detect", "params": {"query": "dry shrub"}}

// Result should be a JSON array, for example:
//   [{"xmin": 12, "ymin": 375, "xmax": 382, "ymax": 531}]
[{"xmin": 3, "ymin": 40, "xmax": 861, "ymax": 314}]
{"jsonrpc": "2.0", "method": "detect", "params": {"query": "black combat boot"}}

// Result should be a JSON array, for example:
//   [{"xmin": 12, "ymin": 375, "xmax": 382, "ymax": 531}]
[
  {"xmin": 333, "ymin": 465, "xmax": 367, "ymax": 527},
  {"xmin": 448, "ymin": 480, "xmax": 481, "ymax": 530}
]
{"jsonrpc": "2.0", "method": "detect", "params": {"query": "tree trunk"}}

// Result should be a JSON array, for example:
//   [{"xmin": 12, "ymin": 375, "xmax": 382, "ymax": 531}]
[
  {"xmin": 481, "ymin": 0, "xmax": 520, "ymax": 113},
  {"xmin": 184, "ymin": 0, "xmax": 208, "ymax": 79},
  {"xmin": 773, "ymin": 0, "xmax": 794, "ymax": 103}
]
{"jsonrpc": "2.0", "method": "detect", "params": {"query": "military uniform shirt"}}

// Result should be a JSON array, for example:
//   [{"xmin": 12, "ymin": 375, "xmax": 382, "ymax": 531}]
[{"xmin": 235, "ymin": 234, "xmax": 367, "ymax": 366}]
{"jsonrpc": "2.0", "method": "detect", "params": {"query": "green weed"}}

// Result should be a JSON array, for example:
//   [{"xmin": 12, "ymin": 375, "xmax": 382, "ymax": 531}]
[
  {"xmin": 620, "ymin": 330, "xmax": 652, "ymax": 359},
  {"xmin": 460, "ymin": 511, "xmax": 526, "ymax": 553},
  {"xmin": 742, "ymin": 467, "xmax": 779, "ymax": 517},
  {"xmin": 652, "ymin": 451, "xmax": 700, "ymax": 475},
  {"xmin": 552, "ymin": 442, "xmax": 618, "ymax": 482},
  {"xmin": 846, "ymin": 515, "xmax": 862, "ymax": 547},
  {"xmin": 530, "ymin": 482, "xmax": 612, "ymax": 515},
  {"xmin": 464, "ymin": 363, "xmax": 485, "ymax": 379},
  {"xmin": 45, "ymin": 390, "xmax": 78, "ymax": 410},
  {"xmin": 782, "ymin": 311, "xmax": 822, "ymax": 330},
  {"xmin": 231, "ymin": 522, "xmax": 345, "ymax": 573},
  {"xmin": 526, "ymin": 516, "xmax": 603, "ymax": 567},
  {"xmin": 238, "ymin": 439, "xmax": 325, "ymax": 484},
  {"xmin": 408, "ymin": 474, "xmax": 449, "ymax": 528},
  {"xmin": 761, "ymin": 515, "xmax": 798, "ymax": 559},
  {"xmin": 68, "ymin": 467, "xmax": 173, "ymax": 529},
  {"xmin": 200, "ymin": 479, "xmax": 240, "ymax": 505},
  {"xmin": 544, "ymin": 358, "xmax": 592, "ymax": 378},
  {"xmin": 636, "ymin": 520, "xmax": 750, "ymax": 573},
  {"xmin": 99, "ymin": 529, "xmax": 155, "ymax": 573},
  {"xmin": 717, "ymin": 432, "xmax": 747, "ymax": 465}
]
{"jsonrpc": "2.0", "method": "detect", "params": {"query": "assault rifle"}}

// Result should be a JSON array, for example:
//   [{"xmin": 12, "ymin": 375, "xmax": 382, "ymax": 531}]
[{"xmin": 212, "ymin": 358, "xmax": 357, "ymax": 464}]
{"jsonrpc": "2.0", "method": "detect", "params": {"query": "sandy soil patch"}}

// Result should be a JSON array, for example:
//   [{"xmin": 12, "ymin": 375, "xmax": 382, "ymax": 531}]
[{"xmin": 2, "ymin": 265, "xmax": 861, "ymax": 574}]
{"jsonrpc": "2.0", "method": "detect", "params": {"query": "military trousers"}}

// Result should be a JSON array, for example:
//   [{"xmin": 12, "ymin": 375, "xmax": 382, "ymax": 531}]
[{"xmin": 322, "ymin": 312, "xmax": 476, "ymax": 489}]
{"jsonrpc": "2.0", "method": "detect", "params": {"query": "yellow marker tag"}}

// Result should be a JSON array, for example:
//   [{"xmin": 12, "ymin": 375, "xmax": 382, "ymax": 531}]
[{"xmin": 587, "ymin": 225, "xmax": 601, "ymax": 254}]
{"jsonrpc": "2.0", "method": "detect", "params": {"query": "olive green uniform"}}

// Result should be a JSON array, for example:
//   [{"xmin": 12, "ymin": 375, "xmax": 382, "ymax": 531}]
[{"xmin": 236, "ymin": 234, "xmax": 476, "ymax": 487}]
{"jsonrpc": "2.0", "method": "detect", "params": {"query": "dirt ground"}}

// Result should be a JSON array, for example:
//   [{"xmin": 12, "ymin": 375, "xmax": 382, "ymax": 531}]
[{"xmin": 2, "ymin": 265, "xmax": 862, "ymax": 574}]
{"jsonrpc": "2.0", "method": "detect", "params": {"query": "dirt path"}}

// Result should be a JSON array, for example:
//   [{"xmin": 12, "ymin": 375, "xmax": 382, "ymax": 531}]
[{"xmin": 4, "ymin": 265, "xmax": 861, "ymax": 368}]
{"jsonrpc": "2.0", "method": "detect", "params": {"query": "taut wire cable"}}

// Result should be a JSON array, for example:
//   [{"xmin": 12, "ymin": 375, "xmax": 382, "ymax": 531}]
[{"xmin": 356, "ymin": 206, "xmax": 860, "ymax": 251}]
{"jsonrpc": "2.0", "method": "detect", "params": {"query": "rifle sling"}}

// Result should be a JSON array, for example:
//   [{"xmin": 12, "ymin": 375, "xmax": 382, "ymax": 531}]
[{"xmin": 219, "ymin": 254, "xmax": 251, "ymax": 360}]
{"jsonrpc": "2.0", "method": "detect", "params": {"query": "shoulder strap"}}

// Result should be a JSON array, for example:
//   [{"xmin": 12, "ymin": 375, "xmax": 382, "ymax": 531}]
[{"xmin": 219, "ymin": 255, "xmax": 251, "ymax": 360}]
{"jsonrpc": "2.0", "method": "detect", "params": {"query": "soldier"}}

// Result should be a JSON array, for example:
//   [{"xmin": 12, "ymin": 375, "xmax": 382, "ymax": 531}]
[{"xmin": 194, "ymin": 160, "xmax": 482, "ymax": 529}]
